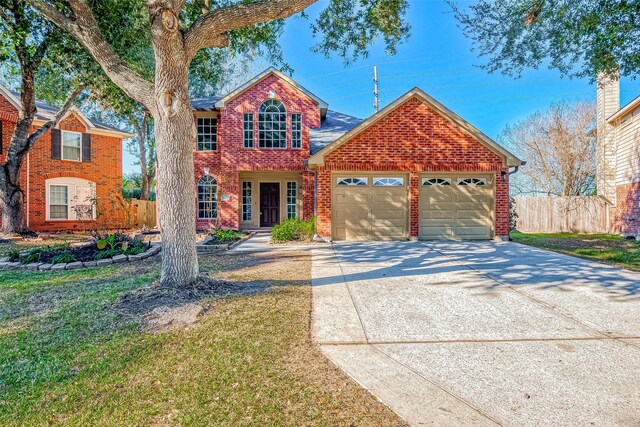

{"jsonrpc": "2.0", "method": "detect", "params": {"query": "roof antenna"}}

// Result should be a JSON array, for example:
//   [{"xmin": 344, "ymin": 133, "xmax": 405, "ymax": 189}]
[{"xmin": 373, "ymin": 65, "xmax": 379, "ymax": 113}]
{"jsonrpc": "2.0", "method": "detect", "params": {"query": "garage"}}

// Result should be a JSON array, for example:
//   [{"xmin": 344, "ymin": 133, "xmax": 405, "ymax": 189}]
[
  {"xmin": 419, "ymin": 174, "xmax": 494, "ymax": 240},
  {"xmin": 332, "ymin": 174, "xmax": 408, "ymax": 240}
]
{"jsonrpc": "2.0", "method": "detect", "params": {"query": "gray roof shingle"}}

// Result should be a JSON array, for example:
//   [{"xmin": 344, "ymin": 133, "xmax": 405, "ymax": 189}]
[{"xmin": 310, "ymin": 110, "xmax": 363, "ymax": 154}]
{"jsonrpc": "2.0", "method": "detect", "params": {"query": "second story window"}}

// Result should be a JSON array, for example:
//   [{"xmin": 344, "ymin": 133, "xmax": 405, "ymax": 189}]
[
  {"xmin": 243, "ymin": 113, "xmax": 254, "ymax": 148},
  {"xmin": 258, "ymin": 99, "xmax": 286, "ymax": 148},
  {"xmin": 291, "ymin": 113, "xmax": 301, "ymax": 149},
  {"xmin": 62, "ymin": 131, "xmax": 82, "ymax": 161},
  {"xmin": 197, "ymin": 117, "xmax": 217, "ymax": 151}
]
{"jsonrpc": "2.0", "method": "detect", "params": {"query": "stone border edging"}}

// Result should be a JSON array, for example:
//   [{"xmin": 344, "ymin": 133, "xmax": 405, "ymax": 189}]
[
  {"xmin": 0, "ymin": 245, "xmax": 162, "ymax": 272},
  {"xmin": 196, "ymin": 232, "xmax": 255, "ymax": 254}
]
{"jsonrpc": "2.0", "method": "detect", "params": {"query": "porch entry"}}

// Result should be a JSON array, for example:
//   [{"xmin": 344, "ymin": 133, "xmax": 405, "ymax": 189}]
[{"xmin": 260, "ymin": 182, "xmax": 280, "ymax": 227}]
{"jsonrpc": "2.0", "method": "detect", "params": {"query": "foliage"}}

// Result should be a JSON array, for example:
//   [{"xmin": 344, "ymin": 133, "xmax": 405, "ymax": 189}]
[
  {"xmin": 51, "ymin": 252, "xmax": 77, "ymax": 264},
  {"xmin": 210, "ymin": 228, "xmax": 245, "ymax": 243},
  {"xmin": 451, "ymin": 0, "xmax": 640, "ymax": 79},
  {"xmin": 509, "ymin": 196, "xmax": 519, "ymax": 232},
  {"xmin": 272, "ymin": 217, "xmax": 316, "ymax": 242},
  {"xmin": 94, "ymin": 232, "xmax": 134, "ymax": 251},
  {"xmin": 17, "ymin": 243, "xmax": 73, "ymax": 264},
  {"xmin": 94, "ymin": 249, "xmax": 121, "ymax": 261},
  {"xmin": 500, "ymin": 101, "xmax": 596, "ymax": 197},
  {"xmin": 123, "ymin": 239, "xmax": 147, "ymax": 255},
  {"xmin": 6, "ymin": 248, "xmax": 20, "ymax": 262}
]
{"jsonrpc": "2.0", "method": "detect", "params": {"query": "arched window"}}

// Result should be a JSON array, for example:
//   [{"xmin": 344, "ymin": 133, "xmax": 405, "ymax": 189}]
[
  {"xmin": 197, "ymin": 176, "xmax": 218, "ymax": 219},
  {"xmin": 258, "ymin": 99, "xmax": 287, "ymax": 148}
]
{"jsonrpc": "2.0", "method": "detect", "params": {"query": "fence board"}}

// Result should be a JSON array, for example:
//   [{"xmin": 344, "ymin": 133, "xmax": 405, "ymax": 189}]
[
  {"xmin": 514, "ymin": 196, "xmax": 610, "ymax": 234},
  {"xmin": 125, "ymin": 198, "xmax": 157, "ymax": 229}
]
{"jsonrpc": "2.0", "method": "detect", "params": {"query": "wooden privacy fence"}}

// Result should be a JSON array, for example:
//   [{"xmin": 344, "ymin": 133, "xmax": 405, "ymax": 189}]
[
  {"xmin": 514, "ymin": 196, "xmax": 611, "ymax": 234},
  {"xmin": 125, "ymin": 198, "xmax": 157, "ymax": 229}
]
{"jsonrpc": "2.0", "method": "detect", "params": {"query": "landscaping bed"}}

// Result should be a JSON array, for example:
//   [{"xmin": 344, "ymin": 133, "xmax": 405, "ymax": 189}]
[
  {"xmin": 196, "ymin": 229, "xmax": 252, "ymax": 253},
  {"xmin": 0, "ymin": 232, "xmax": 158, "ymax": 270},
  {"xmin": 511, "ymin": 232, "xmax": 640, "ymax": 271}
]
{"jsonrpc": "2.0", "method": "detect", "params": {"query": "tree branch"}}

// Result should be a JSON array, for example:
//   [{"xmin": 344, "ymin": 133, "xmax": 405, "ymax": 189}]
[
  {"xmin": 26, "ymin": 0, "xmax": 155, "ymax": 109},
  {"xmin": 26, "ymin": 84, "xmax": 85, "ymax": 147},
  {"xmin": 184, "ymin": 0, "xmax": 316, "ymax": 59}
]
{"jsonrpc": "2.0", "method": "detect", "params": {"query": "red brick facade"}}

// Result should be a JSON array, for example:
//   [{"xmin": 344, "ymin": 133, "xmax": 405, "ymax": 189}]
[
  {"xmin": 0, "ymin": 95, "xmax": 125, "ymax": 232},
  {"xmin": 314, "ymin": 97, "xmax": 511, "ymax": 239},
  {"xmin": 194, "ymin": 73, "xmax": 319, "ymax": 230},
  {"xmin": 613, "ymin": 183, "xmax": 640, "ymax": 235}
]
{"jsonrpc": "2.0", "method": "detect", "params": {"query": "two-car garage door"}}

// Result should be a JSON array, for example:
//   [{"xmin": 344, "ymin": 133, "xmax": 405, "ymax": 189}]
[{"xmin": 332, "ymin": 173, "xmax": 494, "ymax": 241}]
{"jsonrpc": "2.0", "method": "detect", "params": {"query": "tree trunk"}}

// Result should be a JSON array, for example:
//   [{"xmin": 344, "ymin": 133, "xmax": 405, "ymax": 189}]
[
  {"xmin": 151, "ymin": 12, "xmax": 199, "ymax": 286},
  {"xmin": 153, "ymin": 102, "xmax": 199, "ymax": 287},
  {"xmin": 140, "ymin": 173, "xmax": 151, "ymax": 200},
  {"xmin": 0, "ymin": 182, "xmax": 26, "ymax": 233}
]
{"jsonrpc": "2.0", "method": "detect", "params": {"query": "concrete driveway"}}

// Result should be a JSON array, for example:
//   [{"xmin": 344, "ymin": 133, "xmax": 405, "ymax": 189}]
[{"xmin": 312, "ymin": 241, "xmax": 640, "ymax": 426}]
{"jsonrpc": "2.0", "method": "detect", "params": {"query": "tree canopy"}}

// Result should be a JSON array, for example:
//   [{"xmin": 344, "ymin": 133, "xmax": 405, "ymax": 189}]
[{"xmin": 451, "ymin": 0, "xmax": 640, "ymax": 79}]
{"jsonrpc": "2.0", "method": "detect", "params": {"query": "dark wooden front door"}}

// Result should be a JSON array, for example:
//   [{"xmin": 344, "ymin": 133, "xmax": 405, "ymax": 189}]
[{"xmin": 260, "ymin": 183, "xmax": 280, "ymax": 227}]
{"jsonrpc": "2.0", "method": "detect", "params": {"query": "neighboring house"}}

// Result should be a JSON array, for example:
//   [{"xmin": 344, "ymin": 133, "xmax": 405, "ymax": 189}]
[
  {"xmin": 0, "ymin": 85, "xmax": 131, "ymax": 232},
  {"xmin": 191, "ymin": 68, "xmax": 523, "ymax": 241},
  {"xmin": 596, "ymin": 76, "xmax": 640, "ymax": 235}
]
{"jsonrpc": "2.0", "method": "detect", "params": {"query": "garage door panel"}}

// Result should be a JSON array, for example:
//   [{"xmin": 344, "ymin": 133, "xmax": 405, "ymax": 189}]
[
  {"xmin": 333, "ymin": 174, "xmax": 408, "ymax": 241},
  {"xmin": 419, "ymin": 175, "xmax": 494, "ymax": 240},
  {"xmin": 420, "ymin": 225, "xmax": 454, "ymax": 239},
  {"xmin": 422, "ymin": 209, "xmax": 454, "ymax": 220}
]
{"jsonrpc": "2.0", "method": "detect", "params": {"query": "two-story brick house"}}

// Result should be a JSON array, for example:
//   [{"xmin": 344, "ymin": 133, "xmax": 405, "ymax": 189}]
[
  {"xmin": 191, "ymin": 68, "xmax": 522, "ymax": 241},
  {"xmin": 0, "ymin": 85, "xmax": 131, "ymax": 232}
]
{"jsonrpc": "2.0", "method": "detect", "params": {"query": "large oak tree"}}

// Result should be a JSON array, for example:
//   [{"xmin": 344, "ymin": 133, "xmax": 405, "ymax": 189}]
[
  {"xmin": 26, "ymin": 0, "xmax": 410, "ymax": 287},
  {"xmin": 451, "ymin": 0, "xmax": 640, "ymax": 79}
]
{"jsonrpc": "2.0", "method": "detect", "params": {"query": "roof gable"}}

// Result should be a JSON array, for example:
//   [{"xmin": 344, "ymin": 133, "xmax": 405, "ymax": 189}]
[
  {"xmin": 308, "ymin": 88, "xmax": 522, "ymax": 167},
  {"xmin": 214, "ymin": 67, "xmax": 328, "ymax": 117},
  {"xmin": 0, "ymin": 83, "xmax": 131, "ymax": 138}
]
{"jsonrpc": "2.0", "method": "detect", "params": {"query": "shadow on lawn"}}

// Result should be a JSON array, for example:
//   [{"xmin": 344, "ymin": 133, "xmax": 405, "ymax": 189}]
[{"xmin": 311, "ymin": 241, "xmax": 640, "ymax": 300}]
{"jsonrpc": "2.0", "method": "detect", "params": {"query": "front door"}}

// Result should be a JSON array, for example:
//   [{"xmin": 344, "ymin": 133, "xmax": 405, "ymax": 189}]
[{"xmin": 260, "ymin": 183, "xmax": 280, "ymax": 227}]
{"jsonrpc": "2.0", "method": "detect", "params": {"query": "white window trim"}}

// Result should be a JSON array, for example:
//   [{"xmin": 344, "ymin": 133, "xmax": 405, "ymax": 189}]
[
  {"xmin": 196, "ymin": 117, "xmax": 217, "ymax": 151},
  {"xmin": 457, "ymin": 177, "xmax": 488, "ymax": 186},
  {"xmin": 422, "ymin": 178, "xmax": 452, "ymax": 186},
  {"xmin": 61, "ymin": 130, "xmax": 83, "ymax": 162},
  {"xmin": 337, "ymin": 177, "xmax": 368, "ymax": 186},
  {"xmin": 46, "ymin": 177, "xmax": 96, "ymax": 221},
  {"xmin": 373, "ymin": 177, "xmax": 404, "ymax": 187}
]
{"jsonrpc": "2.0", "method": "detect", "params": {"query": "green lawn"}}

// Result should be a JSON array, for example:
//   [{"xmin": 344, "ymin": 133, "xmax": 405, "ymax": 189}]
[
  {"xmin": 0, "ymin": 248, "xmax": 404, "ymax": 426},
  {"xmin": 510, "ymin": 232, "xmax": 640, "ymax": 271}
]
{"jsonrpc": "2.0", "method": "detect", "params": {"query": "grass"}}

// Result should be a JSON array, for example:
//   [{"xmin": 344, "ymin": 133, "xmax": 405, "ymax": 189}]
[
  {"xmin": 0, "ymin": 245, "xmax": 404, "ymax": 426},
  {"xmin": 510, "ymin": 232, "xmax": 640, "ymax": 271}
]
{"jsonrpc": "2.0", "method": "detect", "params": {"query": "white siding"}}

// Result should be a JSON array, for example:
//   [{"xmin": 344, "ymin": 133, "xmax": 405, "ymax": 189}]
[{"xmin": 614, "ymin": 110, "xmax": 640, "ymax": 185}]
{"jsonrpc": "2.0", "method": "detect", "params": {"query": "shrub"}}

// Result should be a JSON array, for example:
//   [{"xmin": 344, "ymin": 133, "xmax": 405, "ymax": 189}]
[
  {"xmin": 124, "ymin": 239, "xmax": 147, "ymax": 255},
  {"xmin": 21, "ymin": 248, "xmax": 44, "ymax": 264},
  {"xmin": 211, "ymin": 229, "xmax": 245, "ymax": 243},
  {"xmin": 51, "ymin": 252, "xmax": 76, "ymax": 264},
  {"xmin": 6, "ymin": 249, "xmax": 20, "ymax": 262},
  {"xmin": 271, "ymin": 217, "xmax": 316, "ymax": 242},
  {"xmin": 94, "ymin": 249, "xmax": 122, "ymax": 261}
]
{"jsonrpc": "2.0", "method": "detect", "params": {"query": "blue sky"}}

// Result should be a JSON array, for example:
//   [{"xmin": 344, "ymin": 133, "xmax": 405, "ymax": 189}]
[{"xmin": 123, "ymin": 0, "xmax": 639, "ymax": 172}]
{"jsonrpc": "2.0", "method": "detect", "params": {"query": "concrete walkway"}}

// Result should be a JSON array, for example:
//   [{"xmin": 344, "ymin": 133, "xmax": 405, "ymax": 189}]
[
  {"xmin": 312, "ymin": 241, "xmax": 640, "ymax": 426},
  {"xmin": 229, "ymin": 233, "xmax": 327, "ymax": 252}
]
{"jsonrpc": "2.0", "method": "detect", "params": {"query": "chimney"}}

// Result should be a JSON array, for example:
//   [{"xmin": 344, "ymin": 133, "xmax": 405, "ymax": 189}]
[{"xmin": 596, "ymin": 71, "xmax": 620, "ymax": 204}]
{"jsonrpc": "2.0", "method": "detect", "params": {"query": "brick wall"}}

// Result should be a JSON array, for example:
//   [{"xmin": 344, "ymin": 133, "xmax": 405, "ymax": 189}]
[
  {"xmin": 0, "ymin": 103, "xmax": 124, "ymax": 231},
  {"xmin": 316, "ymin": 97, "xmax": 511, "ymax": 238},
  {"xmin": 613, "ymin": 182, "xmax": 640, "ymax": 235},
  {"xmin": 194, "ymin": 73, "xmax": 320, "ymax": 230}
]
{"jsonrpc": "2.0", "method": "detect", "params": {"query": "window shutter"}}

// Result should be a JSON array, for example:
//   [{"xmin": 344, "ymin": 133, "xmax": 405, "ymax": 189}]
[
  {"xmin": 0, "ymin": 120, "xmax": 3, "ymax": 154},
  {"xmin": 51, "ymin": 129, "xmax": 61, "ymax": 159},
  {"xmin": 82, "ymin": 133, "xmax": 91, "ymax": 162}
]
